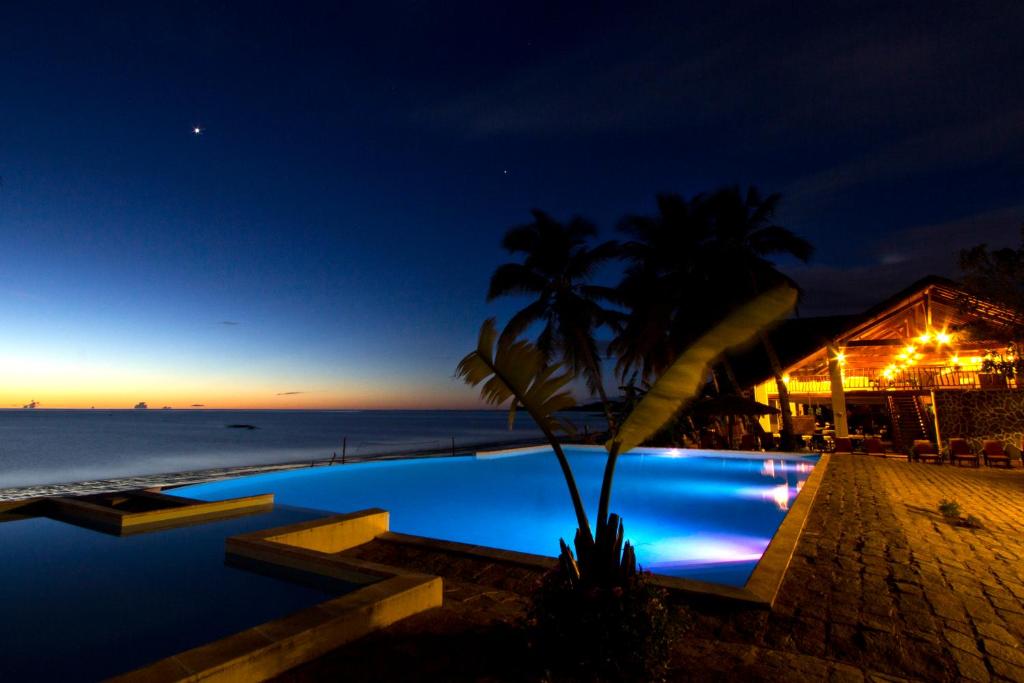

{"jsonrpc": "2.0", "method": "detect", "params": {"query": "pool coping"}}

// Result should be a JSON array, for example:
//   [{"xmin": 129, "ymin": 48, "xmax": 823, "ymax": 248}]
[
  {"xmin": 477, "ymin": 443, "xmax": 822, "ymax": 465},
  {"xmin": 45, "ymin": 491, "xmax": 276, "ymax": 535},
  {"xmin": 107, "ymin": 508, "xmax": 443, "ymax": 682}
]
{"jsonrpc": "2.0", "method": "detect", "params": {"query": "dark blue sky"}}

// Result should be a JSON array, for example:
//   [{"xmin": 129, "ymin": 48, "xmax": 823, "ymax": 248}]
[{"xmin": 1, "ymin": 1, "xmax": 1022, "ymax": 408}]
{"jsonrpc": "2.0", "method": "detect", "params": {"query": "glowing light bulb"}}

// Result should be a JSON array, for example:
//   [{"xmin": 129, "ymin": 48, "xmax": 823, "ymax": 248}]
[
  {"xmin": 936, "ymin": 332, "xmax": 952, "ymax": 345},
  {"xmin": 904, "ymin": 345, "xmax": 916, "ymax": 354},
  {"xmin": 918, "ymin": 332, "xmax": 932, "ymax": 343}
]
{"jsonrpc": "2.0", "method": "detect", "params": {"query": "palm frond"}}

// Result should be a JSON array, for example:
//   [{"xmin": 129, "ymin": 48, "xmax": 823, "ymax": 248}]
[
  {"xmin": 750, "ymin": 225, "xmax": 814, "ymax": 262},
  {"xmin": 499, "ymin": 299, "xmax": 550, "ymax": 345},
  {"xmin": 456, "ymin": 319, "xmax": 576, "ymax": 436},
  {"xmin": 487, "ymin": 263, "xmax": 548, "ymax": 300}
]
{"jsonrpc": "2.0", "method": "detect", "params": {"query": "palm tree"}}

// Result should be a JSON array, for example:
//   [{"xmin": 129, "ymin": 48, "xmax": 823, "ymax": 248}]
[
  {"xmin": 612, "ymin": 194, "xmax": 708, "ymax": 382},
  {"xmin": 488, "ymin": 210, "xmax": 621, "ymax": 427},
  {"xmin": 702, "ymin": 186, "xmax": 813, "ymax": 449},
  {"xmin": 612, "ymin": 193, "xmax": 742, "ymax": 391}
]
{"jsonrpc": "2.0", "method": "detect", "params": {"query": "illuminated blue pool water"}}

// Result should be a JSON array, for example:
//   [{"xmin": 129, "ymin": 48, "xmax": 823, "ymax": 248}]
[{"xmin": 176, "ymin": 447, "xmax": 819, "ymax": 587}]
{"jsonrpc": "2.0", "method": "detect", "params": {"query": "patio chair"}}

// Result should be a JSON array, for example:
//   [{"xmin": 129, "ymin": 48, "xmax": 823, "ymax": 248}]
[
  {"xmin": 948, "ymin": 438, "xmax": 979, "ymax": 467},
  {"xmin": 833, "ymin": 437, "xmax": 853, "ymax": 454},
  {"xmin": 911, "ymin": 439, "xmax": 941, "ymax": 464},
  {"xmin": 864, "ymin": 437, "xmax": 885, "ymax": 457},
  {"xmin": 738, "ymin": 433, "xmax": 760, "ymax": 451},
  {"xmin": 982, "ymin": 440, "xmax": 1012, "ymax": 468}
]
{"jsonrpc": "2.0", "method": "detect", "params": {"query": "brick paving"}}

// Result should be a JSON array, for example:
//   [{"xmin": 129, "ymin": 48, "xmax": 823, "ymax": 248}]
[{"xmin": 679, "ymin": 454, "xmax": 1024, "ymax": 681}]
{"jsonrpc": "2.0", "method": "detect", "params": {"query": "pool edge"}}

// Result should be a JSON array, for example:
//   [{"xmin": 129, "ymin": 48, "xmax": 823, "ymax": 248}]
[{"xmin": 741, "ymin": 451, "xmax": 831, "ymax": 607}]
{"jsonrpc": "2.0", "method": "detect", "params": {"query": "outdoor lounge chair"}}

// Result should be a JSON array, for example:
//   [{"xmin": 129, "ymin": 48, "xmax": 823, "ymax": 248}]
[
  {"xmin": 948, "ymin": 438, "xmax": 979, "ymax": 467},
  {"xmin": 982, "ymin": 440, "xmax": 1012, "ymax": 468},
  {"xmin": 864, "ymin": 437, "xmax": 885, "ymax": 457},
  {"xmin": 912, "ymin": 439, "xmax": 941, "ymax": 464},
  {"xmin": 833, "ymin": 437, "xmax": 853, "ymax": 454}
]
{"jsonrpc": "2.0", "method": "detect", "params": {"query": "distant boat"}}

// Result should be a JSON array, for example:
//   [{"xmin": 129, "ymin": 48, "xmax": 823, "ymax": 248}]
[
  {"xmin": 22, "ymin": 400, "xmax": 39, "ymax": 409},
  {"xmin": 161, "ymin": 406, "xmax": 173, "ymax": 410},
  {"xmin": 134, "ymin": 402, "xmax": 148, "ymax": 410}
]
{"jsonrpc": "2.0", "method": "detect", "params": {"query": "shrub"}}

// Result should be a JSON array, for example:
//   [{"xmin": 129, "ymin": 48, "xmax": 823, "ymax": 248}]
[
  {"xmin": 529, "ymin": 566, "xmax": 674, "ymax": 682},
  {"xmin": 938, "ymin": 499, "xmax": 961, "ymax": 518}
]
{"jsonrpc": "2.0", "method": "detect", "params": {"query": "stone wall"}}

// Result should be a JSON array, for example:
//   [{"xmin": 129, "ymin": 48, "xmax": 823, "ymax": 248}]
[{"xmin": 934, "ymin": 389, "xmax": 1024, "ymax": 450}]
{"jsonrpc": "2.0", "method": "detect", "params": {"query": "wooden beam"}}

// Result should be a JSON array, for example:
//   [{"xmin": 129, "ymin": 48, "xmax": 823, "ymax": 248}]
[{"xmin": 845, "ymin": 339, "xmax": 906, "ymax": 347}]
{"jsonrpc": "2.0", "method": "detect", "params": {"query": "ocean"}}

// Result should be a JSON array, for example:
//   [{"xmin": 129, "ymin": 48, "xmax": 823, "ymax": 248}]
[{"xmin": 0, "ymin": 409, "xmax": 607, "ymax": 489}]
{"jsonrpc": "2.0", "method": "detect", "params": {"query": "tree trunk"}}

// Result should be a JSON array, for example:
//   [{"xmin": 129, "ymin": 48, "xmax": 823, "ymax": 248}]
[
  {"xmin": 596, "ymin": 442, "xmax": 622, "ymax": 533},
  {"xmin": 594, "ymin": 379, "xmax": 617, "ymax": 435},
  {"xmin": 760, "ymin": 330, "xmax": 795, "ymax": 450},
  {"xmin": 573, "ymin": 329, "xmax": 618, "ymax": 434}
]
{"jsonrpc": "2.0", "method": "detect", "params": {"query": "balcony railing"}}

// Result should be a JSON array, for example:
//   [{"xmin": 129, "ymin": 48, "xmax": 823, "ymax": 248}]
[{"xmin": 772, "ymin": 366, "xmax": 1019, "ymax": 396}]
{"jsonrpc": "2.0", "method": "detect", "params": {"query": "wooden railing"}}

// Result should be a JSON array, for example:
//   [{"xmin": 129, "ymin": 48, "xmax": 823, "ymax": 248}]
[{"xmin": 773, "ymin": 367, "xmax": 1019, "ymax": 395}]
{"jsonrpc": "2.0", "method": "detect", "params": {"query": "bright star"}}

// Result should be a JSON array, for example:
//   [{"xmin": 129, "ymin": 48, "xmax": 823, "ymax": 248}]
[{"xmin": 192, "ymin": 126, "xmax": 203, "ymax": 135}]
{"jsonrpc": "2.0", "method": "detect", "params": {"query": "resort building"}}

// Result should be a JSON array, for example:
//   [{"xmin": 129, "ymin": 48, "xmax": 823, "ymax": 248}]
[{"xmin": 747, "ymin": 276, "xmax": 1024, "ymax": 451}]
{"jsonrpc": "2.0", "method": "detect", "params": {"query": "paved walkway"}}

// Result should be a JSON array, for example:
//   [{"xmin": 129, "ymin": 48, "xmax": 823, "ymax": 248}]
[
  {"xmin": 277, "ymin": 455, "xmax": 1024, "ymax": 681},
  {"xmin": 681, "ymin": 455, "xmax": 1024, "ymax": 681}
]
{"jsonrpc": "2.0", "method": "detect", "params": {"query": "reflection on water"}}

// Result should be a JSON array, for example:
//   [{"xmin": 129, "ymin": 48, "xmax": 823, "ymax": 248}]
[{"xmin": 757, "ymin": 458, "xmax": 811, "ymax": 511}]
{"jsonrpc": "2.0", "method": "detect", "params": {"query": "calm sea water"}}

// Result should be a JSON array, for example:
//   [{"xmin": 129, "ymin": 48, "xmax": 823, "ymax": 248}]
[{"xmin": 0, "ymin": 409, "xmax": 606, "ymax": 488}]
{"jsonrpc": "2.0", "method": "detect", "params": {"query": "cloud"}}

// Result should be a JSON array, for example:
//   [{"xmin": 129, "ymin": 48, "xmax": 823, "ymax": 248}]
[
  {"xmin": 275, "ymin": 391, "xmax": 306, "ymax": 396},
  {"xmin": 786, "ymin": 204, "xmax": 1023, "ymax": 315},
  {"xmin": 218, "ymin": 321, "xmax": 240, "ymax": 326},
  {"xmin": 786, "ymin": 110, "xmax": 1024, "ymax": 209},
  {"xmin": 420, "ymin": 2, "xmax": 1024, "ymax": 141},
  {"xmin": 191, "ymin": 404, "xmax": 205, "ymax": 407}
]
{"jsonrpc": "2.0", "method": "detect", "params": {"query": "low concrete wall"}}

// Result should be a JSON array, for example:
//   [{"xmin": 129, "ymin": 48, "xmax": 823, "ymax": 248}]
[
  {"xmin": 108, "ymin": 574, "xmax": 442, "ymax": 683},
  {"xmin": 265, "ymin": 509, "xmax": 389, "ymax": 553},
  {"xmin": 47, "ymin": 493, "xmax": 275, "ymax": 535},
  {"xmin": 110, "ymin": 508, "xmax": 444, "ymax": 682}
]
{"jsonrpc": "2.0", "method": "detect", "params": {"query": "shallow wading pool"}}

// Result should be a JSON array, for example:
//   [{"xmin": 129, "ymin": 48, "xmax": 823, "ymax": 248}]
[{"xmin": 176, "ymin": 447, "xmax": 819, "ymax": 588}]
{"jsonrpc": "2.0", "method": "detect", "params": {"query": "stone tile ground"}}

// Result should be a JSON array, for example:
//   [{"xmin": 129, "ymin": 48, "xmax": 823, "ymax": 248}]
[{"xmin": 277, "ymin": 455, "xmax": 1024, "ymax": 682}]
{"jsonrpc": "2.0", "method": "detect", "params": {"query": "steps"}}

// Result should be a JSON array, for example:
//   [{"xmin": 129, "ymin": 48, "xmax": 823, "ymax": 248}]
[{"xmin": 887, "ymin": 394, "xmax": 932, "ymax": 450}]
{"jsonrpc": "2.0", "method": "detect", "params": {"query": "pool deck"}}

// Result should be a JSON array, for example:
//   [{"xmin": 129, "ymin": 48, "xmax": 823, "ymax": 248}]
[{"xmin": 273, "ymin": 454, "xmax": 1024, "ymax": 682}]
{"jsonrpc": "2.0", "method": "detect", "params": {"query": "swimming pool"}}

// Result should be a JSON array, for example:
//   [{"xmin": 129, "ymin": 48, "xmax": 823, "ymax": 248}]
[
  {"xmin": 176, "ymin": 447, "xmax": 819, "ymax": 588},
  {"xmin": 0, "ymin": 506, "xmax": 350, "ymax": 681}
]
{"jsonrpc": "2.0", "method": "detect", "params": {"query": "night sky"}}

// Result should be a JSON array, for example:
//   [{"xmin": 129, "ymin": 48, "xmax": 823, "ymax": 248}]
[{"xmin": 2, "ymin": 1, "xmax": 1022, "ymax": 408}]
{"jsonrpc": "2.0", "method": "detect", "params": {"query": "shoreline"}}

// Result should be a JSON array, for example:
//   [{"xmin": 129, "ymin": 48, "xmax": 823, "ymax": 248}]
[{"xmin": 0, "ymin": 436, "xmax": 557, "ymax": 502}]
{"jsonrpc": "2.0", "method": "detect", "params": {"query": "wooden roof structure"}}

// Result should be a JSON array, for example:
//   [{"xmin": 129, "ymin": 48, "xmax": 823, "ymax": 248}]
[{"xmin": 781, "ymin": 276, "xmax": 1023, "ymax": 378}]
